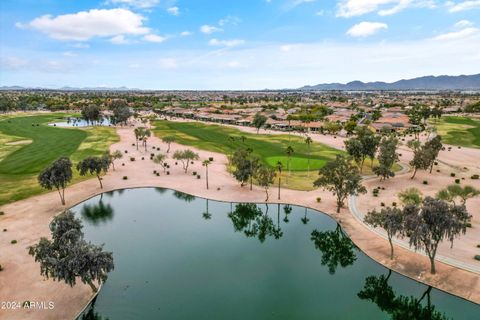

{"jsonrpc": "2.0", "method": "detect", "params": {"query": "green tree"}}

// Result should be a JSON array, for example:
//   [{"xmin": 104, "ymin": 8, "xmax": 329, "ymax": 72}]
[
  {"xmin": 110, "ymin": 100, "xmax": 131, "ymax": 125},
  {"xmin": 345, "ymin": 138, "xmax": 364, "ymax": 170},
  {"xmin": 38, "ymin": 157, "xmax": 73, "ymax": 205},
  {"xmin": 313, "ymin": 155, "xmax": 367, "ymax": 213},
  {"xmin": 81, "ymin": 105, "xmax": 101, "ymax": 125},
  {"xmin": 409, "ymin": 144, "xmax": 432, "ymax": 179},
  {"xmin": 173, "ymin": 149, "xmax": 199, "ymax": 173},
  {"xmin": 252, "ymin": 113, "xmax": 268, "ymax": 133},
  {"xmin": 28, "ymin": 211, "xmax": 114, "ymax": 292},
  {"xmin": 77, "ymin": 156, "xmax": 110, "ymax": 189},
  {"xmin": 161, "ymin": 135, "xmax": 176, "ymax": 153},
  {"xmin": 305, "ymin": 136, "xmax": 313, "ymax": 175},
  {"xmin": 276, "ymin": 161, "xmax": 283, "ymax": 200},
  {"xmin": 436, "ymin": 184, "xmax": 480, "ymax": 205},
  {"xmin": 153, "ymin": 153, "xmax": 167, "ymax": 173},
  {"xmin": 202, "ymin": 159, "xmax": 211, "ymax": 189},
  {"xmin": 398, "ymin": 187, "xmax": 423, "ymax": 206},
  {"xmin": 424, "ymin": 135, "xmax": 442, "ymax": 173},
  {"xmin": 403, "ymin": 197, "xmax": 471, "ymax": 273},
  {"xmin": 255, "ymin": 165, "xmax": 275, "ymax": 201},
  {"xmin": 364, "ymin": 207, "xmax": 404, "ymax": 259},
  {"xmin": 373, "ymin": 136, "xmax": 398, "ymax": 180},
  {"xmin": 285, "ymin": 145, "xmax": 294, "ymax": 180},
  {"xmin": 107, "ymin": 150, "xmax": 123, "ymax": 171}
]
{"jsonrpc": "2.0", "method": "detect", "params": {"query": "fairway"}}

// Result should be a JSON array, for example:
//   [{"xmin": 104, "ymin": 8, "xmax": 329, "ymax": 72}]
[
  {"xmin": 0, "ymin": 114, "xmax": 119, "ymax": 205},
  {"xmin": 431, "ymin": 116, "xmax": 480, "ymax": 148},
  {"xmin": 152, "ymin": 121, "xmax": 343, "ymax": 190}
]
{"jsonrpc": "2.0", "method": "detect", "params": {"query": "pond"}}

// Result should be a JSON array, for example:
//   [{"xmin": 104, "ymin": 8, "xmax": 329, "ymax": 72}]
[
  {"xmin": 49, "ymin": 117, "xmax": 112, "ymax": 127},
  {"xmin": 73, "ymin": 188, "xmax": 479, "ymax": 320}
]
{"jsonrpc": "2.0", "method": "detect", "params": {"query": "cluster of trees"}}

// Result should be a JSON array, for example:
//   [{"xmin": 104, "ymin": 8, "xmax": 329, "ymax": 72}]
[
  {"xmin": 172, "ymin": 149, "xmax": 199, "ymax": 173},
  {"xmin": 408, "ymin": 135, "xmax": 443, "ymax": 179},
  {"xmin": 344, "ymin": 127, "xmax": 380, "ymax": 173},
  {"xmin": 364, "ymin": 186, "xmax": 475, "ymax": 274},
  {"xmin": 134, "ymin": 127, "xmax": 151, "ymax": 151},
  {"xmin": 109, "ymin": 100, "xmax": 131, "ymax": 125},
  {"xmin": 81, "ymin": 104, "xmax": 102, "ymax": 125}
]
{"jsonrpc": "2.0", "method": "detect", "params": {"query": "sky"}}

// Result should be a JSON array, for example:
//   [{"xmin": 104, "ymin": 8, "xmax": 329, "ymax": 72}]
[{"xmin": 0, "ymin": 0, "xmax": 479, "ymax": 90}]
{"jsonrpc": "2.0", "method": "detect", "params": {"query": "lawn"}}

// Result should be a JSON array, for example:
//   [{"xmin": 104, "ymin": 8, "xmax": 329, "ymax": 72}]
[
  {"xmin": 431, "ymin": 116, "xmax": 480, "ymax": 148},
  {"xmin": 152, "ymin": 121, "xmax": 344, "ymax": 190},
  {"xmin": 0, "ymin": 114, "xmax": 119, "ymax": 205}
]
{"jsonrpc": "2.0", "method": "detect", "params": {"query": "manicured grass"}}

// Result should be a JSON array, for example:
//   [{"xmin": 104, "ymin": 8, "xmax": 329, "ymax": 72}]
[
  {"xmin": 153, "ymin": 121, "xmax": 344, "ymax": 190},
  {"xmin": 431, "ymin": 116, "xmax": 480, "ymax": 148},
  {"xmin": 0, "ymin": 114, "xmax": 119, "ymax": 205}
]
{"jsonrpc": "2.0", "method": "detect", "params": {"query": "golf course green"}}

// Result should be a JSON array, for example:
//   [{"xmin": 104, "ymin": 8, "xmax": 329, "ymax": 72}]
[
  {"xmin": 0, "ymin": 114, "xmax": 119, "ymax": 205},
  {"xmin": 432, "ymin": 116, "xmax": 480, "ymax": 148}
]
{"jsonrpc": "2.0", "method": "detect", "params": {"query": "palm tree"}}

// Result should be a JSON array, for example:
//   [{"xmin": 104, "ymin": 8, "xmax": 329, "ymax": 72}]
[
  {"xmin": 301, "ymin": 207, "xmax": 309, "ymax": 225},
  {"xmin": 134, "ymin": 128, "xmax": 141, "ymax": 150},
  {"xmin": 276, "ymin": 161, "xmax": 283, "ymax": 200},
  {"xmin": 285, "ymin": 145, "xmax": 294, "ymax": 184},
  {"xmin": 153, "ymin": 154, "xmax": 167, "ymax": 173},
  {"xmin": 305, "ymin": 136, "xmax": 313, "ymax": 176},
  {"xmin": 142, "ymin": 129, "xmax": 151, "ymax": 152},
  {"xmin": 202, "ymin": 199, "xmax": 211, "ymax": 220},
  {"xmin": 202, "ymin": 159, "xmax": 211, "ymax": 189}
]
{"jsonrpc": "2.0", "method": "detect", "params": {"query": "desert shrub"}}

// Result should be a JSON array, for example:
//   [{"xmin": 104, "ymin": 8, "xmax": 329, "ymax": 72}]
[
  {"xmin": 197, "ymin": 175, "xmax": 201, "ymax": 179},
  {"xmin": 141, "ymin": 157, "xmax": 144, "ymax": 160},
  {"xmin": 423, "ymin": 180, "xmax": 428, "ymax": 185},
  {"xmin": 11, "ymin": 240, "xmax": 17, "ymax": 244},
  {"xmin": 0, "ymin": 211, "xmax": 4, "ymax": 216},
  {"xmin": 316, "ymin": 197, "xmax": 321, "ymax": 203},
  {"xmin": 124, "ymin": 150, "xmax": 128, "ymax": 154},
  {"xmin": 475, "ymin": 255, "xmax": 480, "ymax": 261},
  {"xmin": 167, "ymin": 171, "xmax": 170, "ymax": 175},
  {"xmin": 209, "ymin": 157, "xmax": 214, "ymax": 161},
  {"xmin": 380, "ymin": 202, "xmax": 385, "ymax": 207},
  {"xmin": 392, "ymin": 202, "xmax": 397, "ymax": 207},
  {"xmin": 123, "ymin": 176, "xmax": 128, "ymax": 180},
  {"xmin": 130, "ymin": 157, "xmax": 135, "ymax": 161},
  {"xmin": 455, "ymin": 179, "xmax": 460, "ymax": 184},
  {"xmin": 471, "ymin": 174, "xmax": 479, "ymax": 180},
  {"xmin": 450, "ymin": 173, "xmax": 456, "ymax": 177}
]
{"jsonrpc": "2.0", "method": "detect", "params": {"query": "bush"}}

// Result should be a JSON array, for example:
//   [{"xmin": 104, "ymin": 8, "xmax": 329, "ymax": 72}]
[
  {"xmin": 450, "ymin": 173, "xmax": 456, "ymax": 177},
  {"xmin": 455, "ymin": 179, "xmax": 460, "ymax": 184},
  {"xmin": 167, "ymin": 171, "xmax": 170, "ymax": 175},
  {"xmin": 392, "ymin": 202, "xmax": 397, "ymax": 207},
  {"xmin": 476, "ymin": 244, "xmax": 480, "ymax": 248},
  {"xmin": 157, "ymin": 147, "xmax": 160, "ymax": 151},
  {"xmin": 175, "ymin": 162, "xmax": 178, "ymax": 165},
  {"xmin": 3, "ymin": 229, "xmax": 6, "ymax": 232},
  {"xmin": 434, "ymin": 161, "xmax": 438, "ymax": 165},
  {"xmin": 436, "ymin": 169, "xmax": 440, "ymax": 173},
  {"xmin": 197, "ymin": 175, "xmax": 201, "ymax": 179},
  {"xmin": 191, "ymin": 161, "xmax": 194, "ymax": 164},
  {"xmin": 209, "ymin": 157, "xmax": 214, "ymax": 161},
  {"xmin": 0, "ymin": 211, "xmax": 4, "ymax": 216},
  {"xmin": 151, "ymin": 153, "xmax": 155, "ymax": 157},
  {"xmin": 122, "ymin": 163, "xmax": 125, "ymax": 166},
  {"xmin": 0, "ymin": 264, "xmax": 3, "ymax": 271},
  {"xmin": 130, "ymin": 157, "xmax": 135, "ymax": 161},
  {"xmin": 11, "ymin": 240, "xmax": 17, "ymax": 244},
  {"xmin": 124, "ymin": 150, "xmax": 128, "ymax": 154},
  {"xmin": 474, "ymin": 255, "xmax": 480, "ymax": 261},
  {"xmin": 466, "ymin": 223, "xmax": 472, "ymax": 228},
  {"xmin": 157, "ymin": 173, "xmax": 160, "ymax": 176},
  {"xmin": 132, "ymin": 143, "xmax": 135, "ymax": 146},
  {"xmin": 153, "ymin": 170, "xmax": 157, "ymax": 174},
  {"xmin": 192, "ymin": 171, "xmax": 197, "ymax": 175},
  {"xmin": 217, "ymin": 187, "xmax": 221, "ymax": 191},
  {"xmin": 380, "ymin": 202, "xmax": 385, "ymax": 207},
  {"xmin": 471, "ymin": 174, "xmax": 479, "ymax": 180},
  {"xmin": 123, "ymin": 176, "xmax": 128, "ymax": 180},
  {"xmin": 316, "ymin": 197, "xmax": 321, "ymax": 203},
  {"xmin": 423, "ymin": 180, "xmax": 428, "ymax": 185}
]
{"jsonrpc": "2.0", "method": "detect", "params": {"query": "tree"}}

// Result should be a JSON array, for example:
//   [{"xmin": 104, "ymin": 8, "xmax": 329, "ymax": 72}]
[
  {"xmin": 403, "ymin": 197, "xmax": 471, "ymax": 273},
  {"xmin": 133, "ymin": 128, "xmax": 141, "ymax": 150},
  {"xmin": 364, "ymin": 207, "xmax": 404, "ymax": 259},
  {"xmin": 202, "ymin": 159, "xmax": 211, "ymax": 189},
  {"xmin": 345, "ymin": 127, "xmax": 380, "ymax": 172},
  {"xmin": 107, "ymin": 150, "xmax": 123, "ymax": 171},
  {"xmin": 134, "ymin": 127, "xmax": 151, "ymax": 152},
  {"xmin": 398, "ymin": 187, "xmax": 423, "ymax": 206},
  {"xmin": 345, "ymin": 138, "xmax": 364, "ymax": 170},
  {"xmin": 248, "ymin": 153, "xmax": 261, "ymax": 191},
  {"xmin": 373, "ymin": 136, "xmax": 398, "ymax": 180},
  {"xmin": 313, "ymin": 155, "xmax": 367, "ymax": 213},
  {"xmin": 324, "ymin": 121, "xmax": 342, "ymax": 135},
  {"xmin": 252, "ymin": 113, "xmax": 267, "ymax": 133},
  {"xmin": 285, "ymin": 145, "xmax": 294, "ymax": 179},
  {"xmin": 77, "ymin": 156, "xmax": 110, "ymax": 189},
  {"xmin": 436, "ymin": 184, "xmax": 480, "ymax": 205},
  {"xmin": 153, "ymin": 153, "xmax": 167, "ymax": 173},
  {"xmin": 409, "ymin": 145, "xmax": 432, "ymax": 179},
  {"xmin": 162, "ymin": 135, "xmax": 175, "ymax": 153},
  {"xmin": 173, "ymin": 149, "xmax": 199, "ymax": 173},
  {"xmin": 305, "ymin": 136, "xmax": 313, "ymax": 175},
  {"xmin": 38, "ymin": 157, "xmax": 73, "ymax": 205},
  {"xmin": 110, "ymin": 100, "xmax": 131, "ymax": 125},
  {"xmin": 344, "ymin": 120, "xmax": 357, "ymax": 135},
  {"xmin": 231, "ymin": 148, "xmax": 255, "ymax": 187},
  {"xmin": 311, "ymin": 224, "xmax": 357, "ymax": 274},
  {"xmin": 255, "ymin": 165, "xmax": 275, "ymax": 201},
  {"xmin": 28, "ymin": 211, "xmax": 114, "ymax": 292},
  {"xmin": 276, "ymin": 161, "xmax": 283, "ymax": 200},
  {"xmin": 81, "ymin": 105, "xmax": 101, "ymax": 125},
  {"xmin": 424, "ymin": 135, "xmax": 442, "ymax": 173}
]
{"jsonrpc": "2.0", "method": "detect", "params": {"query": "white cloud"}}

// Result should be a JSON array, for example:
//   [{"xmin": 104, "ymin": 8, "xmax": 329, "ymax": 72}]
[
  {"xmin": 284, "ymin": 0, "xmax": 316, "ymax": 10},
  {"xmin": 315, "ymin": 10, "xmax": 325, "ymax": 16},
  {"xmin": 167, "ymin": 6, "xmax": 180, "ymax": 16},
  {"xmin": 62, "ymin": 51, "xmax": 77, "ymax": 57},
  {"xmin": 143, "ymin": 34, "xmax": 166, "ymax": 42},
  {"xmin": 109, "ymin": 0, "xmax": 160, "ymax": 9},
  {"xmin": 346, "ymin": 21, "xmax": 388, "ymax": 37},
  {"xmin": 158, "ymin": 58, "xmax": 177, "ymax": 69},
  {"xmin": 434, "ymin": 27, "xmax": 478, "ymax": 40},
  {"xmin": 0, "ymin": 57, "xmax": 28, "ymax": 70},
  {"xmin": 448, "ymin": 0, "xmax": 480, "ymax": 12},
  {"xmin": 71, "ymin": 43, "xmax": 90, "ymax": 49},
  {"xmin": 218, "ymin": 16, "xmax": 241, "ymax": 26},
  {"xmin": 454, "ymin": 19, "xmax": 473, "ymax": 28},
  {"xmin": 110, "ymin": 35, "xmax": 129, "ymax": 44},
  {"xmin": 209, "ymin": 38, "xmax": 245, "ymax": 47},
  {"xmin": 337, "ymin": 0, "xmax": 435, "ymax": 17},
  {"xmin": 200, "ymin": 25, "xmax": 222, "ymax": 34},
  {"xmin": 180, "ymin": 31, "xmax": 192, "ymax": 36},
  {"xmin": 20, "ymin": 8, "xmax": 149, "ymax": 41}
]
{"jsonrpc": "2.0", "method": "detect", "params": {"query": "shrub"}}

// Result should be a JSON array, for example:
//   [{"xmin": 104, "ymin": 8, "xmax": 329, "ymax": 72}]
[
  {"xmin": 209, "ymin": 157, "xmax": 214, "ymax": 161},
  {"xmin": 157, "ymin": 147, "xmax": 160, "ymax": 151},
  {"xmin": 471, "ymin": 174, "xmax": 479, "ymax": 180},
  {"xmin": 175, "ymin": 162, "xmax": 178, "ymax": 165},
  {"xmin": 474, "ymin": 255, "xmax": 480, "ymax": 261},
  {"xmin": 141, "ymin": 157, "xmax": 144, "ymax": 160},
  {"xmin": 392, "ymin": 202, "xmax": 397, "ymax": 207},
  {"xmin": 11, "ymin": 240, "xmax": 17, "ymax": 244},
  {"xmin": 151, "ymin": 153, "xmax": 155, "ymax": 157},
  {"xmin": 455, "ymin": 179, "xmax": 460, "ymax": 184},
  {"xmin": 423, "ymin": 180, "xmax": 428, "ymax": 185},
  {"xmin": 217, "ymin": 187, "xmax": 221, "ymax": 191},
  {"xmin": 380, "ymin": 202, "xmax": 385, "ymax": 207},
  {"xmin": 153, "ymin": 170, "xmax": 157, "ymax": 174},
  {"xmin": 3, "ymin": 229, "xmax": 6, "ymax": 232},
  {"xmin": 197, "ymin": 175, "xmax": 201, "ymax": 179},
  {"xmin": 132, "ymin": 143, "xmax": 135, "ymax": 146},
  {"xmin": 466, "ymin": 223, "xmax": 472, "ymax": 228},
  {"xmin": 166, "ymin": 171, "xmax": 170, "ymax": 175},
  {"xmin": 192, "ymin": 171, "xmax": 197, "ymax": 175},
  {"xmin": 0, "ymin": 211, "xmax": 4, "ymax": 216},
  {"xmin": 157, "ymin": 173, "xmax": 160, "ymax": 176},
  {"xmin": 124, "ymin": 150, "xmax": 128, "ymax": 154},
  {"xmin": 436, "ymin": 169, "xmax": 440, "ymax": 173},
  {"xmin": 130, "ymin": 157, "xmax": 135, "ymax": 161},
  {"xmin": 316, "ymin": 197, "xmax": 321, "ymax": 203},
  {"xmin": 476, "ymin": 244, "xmax": 480, "ymax": 248},
  {"xmin": 0, "ymin": 264, "xmax": 3, "ymax": 271},
  {"xmin": 450, "ymin": 173, "xmax": 456, "ymax": 177},
  {"xmin": 122, "ymin": 163, "xmax": 125, "ymax": 166},
  {"xmin": 123, "ymin": 176, "xmax": 128, "ymax": 180},
  {"xmin": 434, "ymin": 161, "xmax": 438, "ymax": 165},
  {"xmin": 190, "ymin": 161, "xmax": 194, "ymax": 164}
]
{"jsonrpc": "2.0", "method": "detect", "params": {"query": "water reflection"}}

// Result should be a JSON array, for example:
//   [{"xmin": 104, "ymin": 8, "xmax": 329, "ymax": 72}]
[
  {"xmin": 228, "ymin": 203, "xmax": 278, "ymax": 242},
  {"xmin": 310, "ymin": 224, "xmax": 357, "ymax": 274},
  {"xmin": 202, "ymin": 199, "xmax": 212, "ymax": 220},
  {"xmin": 358, "ymin": 271, "xmax": 449, "ymax": 320},
  {"xmin": 81, "ymin": 200, "xmax": 114, "ymax": 225},
  {"xmin": 173, "ymin": 190, "xmax": 196, "ymax": 202},
  {"xmin": 80, "ymin": 298, "xmax": 109, "ymax": 320}
]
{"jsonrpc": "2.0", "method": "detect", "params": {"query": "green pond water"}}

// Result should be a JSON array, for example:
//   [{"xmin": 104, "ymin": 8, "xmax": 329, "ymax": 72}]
[{"xmin": 74, "ymin": 188, "xmax": 479, "ymax": 320}]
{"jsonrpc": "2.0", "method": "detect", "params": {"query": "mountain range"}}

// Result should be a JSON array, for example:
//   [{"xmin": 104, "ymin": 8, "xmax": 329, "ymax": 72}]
[{"xmin": 299, "ymin": 74, "xmax": 480, "ymax": 91}]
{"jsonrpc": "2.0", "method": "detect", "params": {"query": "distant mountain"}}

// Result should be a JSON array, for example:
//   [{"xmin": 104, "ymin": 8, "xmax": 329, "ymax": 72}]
[{"xmin": 299, "ymin": 74, "xmax": 480, "ymax": 91}]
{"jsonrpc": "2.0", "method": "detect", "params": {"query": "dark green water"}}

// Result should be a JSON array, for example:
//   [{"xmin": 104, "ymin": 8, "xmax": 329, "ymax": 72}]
[{"xmin": 73, "ymin": 188, "xmax": 479, "ymax": 320}]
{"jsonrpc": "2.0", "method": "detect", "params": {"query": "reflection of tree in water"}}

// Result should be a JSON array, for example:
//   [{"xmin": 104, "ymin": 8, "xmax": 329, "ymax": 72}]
[
  {"xmin": 202, "ymin": 199, "xmax": 212, "ymax": 220},
  {"xmin": 81, "ymin": 200, "xmax": 114, "ymax": 225},
  {"xmin": 172, "ymin": 190, "xmax": 196, "ymax": 202},
  {"xmin": 155, "ymin": 187, "xmax": 168, "ymax": 194},
  {"xmin": 80, "ymin": 298, "xmax": 109, "ymax": 320},
  {"xmin": 310, "ymin": 223, "xmax": 357, "ymax": 274},
  {"xmin": 228, "ymin": 203, "xmax": 280, "ymax": 242},
  {"xmin": 301, "ymin": 207, "xmax": 310, "ymax": 225},
  {"xmin": 283, "ymin": 204, "xmax": 292, "ymax": 223},
  {"xmin": 358, "ymin": 271, "xmax": 449, "ymax": 320}
]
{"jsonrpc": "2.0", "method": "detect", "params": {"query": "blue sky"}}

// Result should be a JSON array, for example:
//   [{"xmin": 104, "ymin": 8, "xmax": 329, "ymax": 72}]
[{"xmin": 1, "ymin": 0, "xmax": 479, "ymax": 89}]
